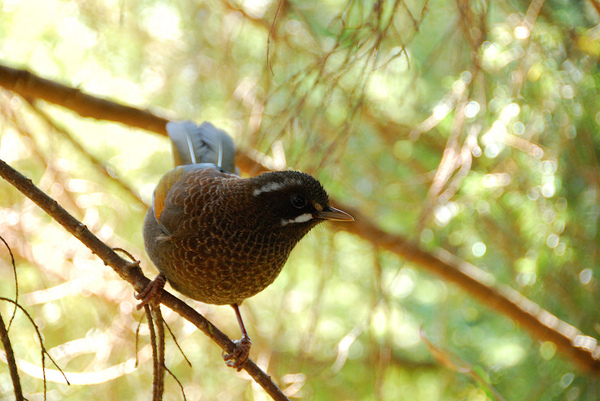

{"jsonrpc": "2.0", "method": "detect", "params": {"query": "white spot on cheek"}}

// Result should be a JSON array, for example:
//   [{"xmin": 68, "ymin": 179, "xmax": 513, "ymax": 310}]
[{"xmin": 281, "ymin": 213, "xmax": 313, "ymax": 226}]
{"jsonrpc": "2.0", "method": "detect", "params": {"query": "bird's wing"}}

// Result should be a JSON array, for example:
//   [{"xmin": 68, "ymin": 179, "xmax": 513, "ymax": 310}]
[
  {"xmin": 152, "ymin": 165, "xmax": 237, "ymax": 235},
  {"xmin": 152, "ymin": 165, "xmax": 187, "ymax": 224}
]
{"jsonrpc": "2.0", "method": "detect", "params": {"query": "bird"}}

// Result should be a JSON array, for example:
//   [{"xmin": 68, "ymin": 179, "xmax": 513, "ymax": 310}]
[{"xmin": 138, "ymin": 120, "xmax": 354, "ymax": 370}]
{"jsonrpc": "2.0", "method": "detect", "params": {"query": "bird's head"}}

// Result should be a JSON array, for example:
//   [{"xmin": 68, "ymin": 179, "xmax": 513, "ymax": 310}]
[{"xmin": 248, "ymin": 171, "xmax": 353, "ymax": 234}]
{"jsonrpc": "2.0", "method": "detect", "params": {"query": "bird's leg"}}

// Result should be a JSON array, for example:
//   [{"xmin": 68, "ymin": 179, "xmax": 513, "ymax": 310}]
[
  {"xmin": 135, "ymin": 273, "xmax": 167, "ymax": 310},
  {"xmin": 222, "ymin": 303, "xmax": 251, "ymax": 371}
]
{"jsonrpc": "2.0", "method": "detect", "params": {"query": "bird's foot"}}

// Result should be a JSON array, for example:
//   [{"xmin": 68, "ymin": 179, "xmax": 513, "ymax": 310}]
[
  {"xmin": 135, "ymin": 273, "xmax": 166, "ymax": 310},
  {"xmin": 222, "ymin": 335, "xmax": 251, "ymax": 371}
]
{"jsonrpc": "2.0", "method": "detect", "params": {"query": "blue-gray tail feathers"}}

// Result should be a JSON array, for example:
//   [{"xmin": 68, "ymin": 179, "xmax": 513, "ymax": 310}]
[{"xmin": 166, "ymin": 121, "xmax": 237, "ymax": 174}]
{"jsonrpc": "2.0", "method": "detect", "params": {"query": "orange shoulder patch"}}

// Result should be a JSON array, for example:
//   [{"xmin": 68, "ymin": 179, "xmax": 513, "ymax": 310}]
[{"xmin": 153, "ymin": 166, "xmax": 186, "ymax": 220}]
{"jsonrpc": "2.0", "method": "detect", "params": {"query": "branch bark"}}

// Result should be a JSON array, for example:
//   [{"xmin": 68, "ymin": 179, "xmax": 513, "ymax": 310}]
[
  {"xmin": 1, "ymin": 62, "xmax": 599, "ymax": 374},
  {"xmin": 0, "ymin": 64, "xmax": 168, "ymax": 134}
]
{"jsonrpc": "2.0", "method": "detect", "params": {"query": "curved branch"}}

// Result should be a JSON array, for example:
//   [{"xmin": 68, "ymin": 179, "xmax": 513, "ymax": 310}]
[
  {"xmin": 334, "ymin": 206, "xmax": 600, "ymax": 372},
  {"xmin": 0, "ymin": 64, "xmax": 169, "ymax": 135},
  {"xmin": 0, "ymin": 158, "xmax": 289, "ymax": 401}
]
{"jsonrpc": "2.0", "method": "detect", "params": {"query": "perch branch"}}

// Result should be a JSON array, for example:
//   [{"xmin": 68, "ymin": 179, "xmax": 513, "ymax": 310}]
[{"xmin": 0, "ymin": 158, "xmax": 289, "ymax": 401}]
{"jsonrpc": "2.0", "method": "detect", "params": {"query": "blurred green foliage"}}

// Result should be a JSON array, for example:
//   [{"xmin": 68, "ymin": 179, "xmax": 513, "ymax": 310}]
[{"xmin": 1, "ymin": 0, "xmax": 599, "ymax": 400}]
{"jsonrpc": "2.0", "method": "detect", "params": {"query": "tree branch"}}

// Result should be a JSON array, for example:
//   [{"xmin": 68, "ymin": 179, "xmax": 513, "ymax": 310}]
[
  {"xmin": 0, "ymin": 158, "xmax": 290, "ymax": 401},
  {"xmin": 333, "ymin": 206, "xmax": 600, "ymax": 372},
  {"xmin": 0, "ymin": 64, "xmax": 168, "ymax": 134}
]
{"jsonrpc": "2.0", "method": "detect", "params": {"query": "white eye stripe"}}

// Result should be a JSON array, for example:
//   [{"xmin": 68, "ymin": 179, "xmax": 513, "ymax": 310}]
[
  {"xmin": 253, "ymin": 182, "xmax": 284, "ymax": 196},
  {"xmin": 281, "ymin": 213, "xmax": 313, "ymax": 226},
  {"xmin": 253, "ymin": 179, "xmax": 304, "ymax": 196}
]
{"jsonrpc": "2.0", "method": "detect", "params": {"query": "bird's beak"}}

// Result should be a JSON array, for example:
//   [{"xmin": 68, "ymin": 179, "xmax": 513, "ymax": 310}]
[{"xmin": 317, "ymin": 206, "xmax": 354, "ymax": 222}]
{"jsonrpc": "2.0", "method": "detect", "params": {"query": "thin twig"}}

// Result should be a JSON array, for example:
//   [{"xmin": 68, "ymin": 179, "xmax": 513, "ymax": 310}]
[
  {"xmin": 154, "ymin": 305, "xmax": 166, "ymax": 400},
  {"xmin": 134, "ymin": 313, "xmax": 145, "ymax": 368},
  {"xmin": 164, "ymin": 365, "xmax": 188, "ymax": 401},
  {"xmin": 0, "ymin": 297, "xmax": 71, "ymax": 399},
  {"xmin": 0, "ymin": 236, "xmax": 19, "ymax": 329},
  {"xmin": 146, "ymin": 305, "xmax": 165, "ymax": 401},
  {"xmin": 163, "ymin": 319, "xmax": 193, "ymax": 367},
  {"xmin": 0, "ymin": 313, "xmax": 25, "ymax": 401},
  {"xmin": 0, "ymin": 237, "xmax": 25, "ymax": 400}
]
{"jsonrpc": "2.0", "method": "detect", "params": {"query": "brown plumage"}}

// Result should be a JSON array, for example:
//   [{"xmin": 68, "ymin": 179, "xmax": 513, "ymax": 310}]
[{"xmin": 139, "ymin": 121, "xmax": 353, "ymax": 370}]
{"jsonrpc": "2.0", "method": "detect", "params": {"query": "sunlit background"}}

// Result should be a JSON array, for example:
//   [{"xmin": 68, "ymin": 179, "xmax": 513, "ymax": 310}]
[{"xmin": 1, "ymin": 0, "xmax": 599, "ymax": 400}]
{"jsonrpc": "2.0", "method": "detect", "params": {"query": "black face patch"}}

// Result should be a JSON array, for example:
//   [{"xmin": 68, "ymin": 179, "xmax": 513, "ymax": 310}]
[{"xmin": 251, "ymin": 171, "xmax": 330, "ymax": 226}]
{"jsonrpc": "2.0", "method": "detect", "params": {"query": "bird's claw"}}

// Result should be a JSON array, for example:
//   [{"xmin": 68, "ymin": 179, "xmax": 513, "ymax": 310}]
[
  {"xmin": 135, "ymin": 273, "xmax": 166, "ymax": 310},
  {"xmin": 222, "ymin": 336, "xmax": 251, "ymax": 371}
]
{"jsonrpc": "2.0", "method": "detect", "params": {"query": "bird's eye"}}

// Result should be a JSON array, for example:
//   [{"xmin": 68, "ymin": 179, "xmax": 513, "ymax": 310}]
[{"xmin": 290, "ymin": 194, "xmax": 307, "ymax": 209}]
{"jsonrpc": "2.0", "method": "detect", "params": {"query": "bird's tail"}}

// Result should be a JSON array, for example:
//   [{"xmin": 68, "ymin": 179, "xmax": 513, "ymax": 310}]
[{"xmin": 166, "ymin": 121, "xmax": 237, "ymax": 174}]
